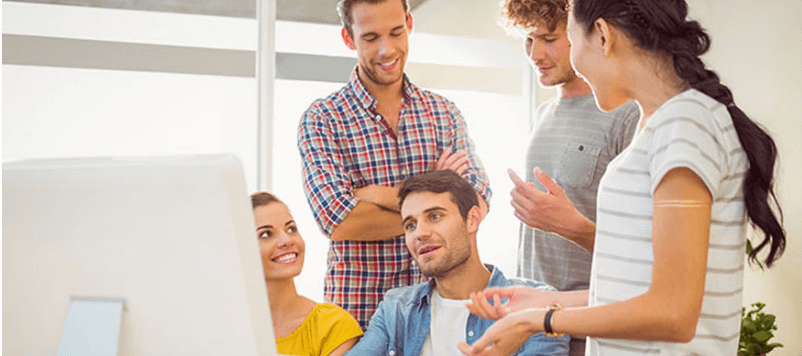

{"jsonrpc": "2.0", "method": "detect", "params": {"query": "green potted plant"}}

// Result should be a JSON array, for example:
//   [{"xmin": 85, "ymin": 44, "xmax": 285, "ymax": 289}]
[{"xmin": 739, "ymin": 302, "xmax": 783, "ymax": 356}]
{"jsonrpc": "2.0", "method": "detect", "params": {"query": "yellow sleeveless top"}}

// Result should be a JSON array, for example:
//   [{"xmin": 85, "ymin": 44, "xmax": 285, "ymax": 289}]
[{"xmin": 276, "ymin": 303, "xmax": 363, "ymax": 356}]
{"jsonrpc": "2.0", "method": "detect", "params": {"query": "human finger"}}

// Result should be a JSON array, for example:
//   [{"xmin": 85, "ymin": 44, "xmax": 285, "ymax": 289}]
[
  {"xmin": 467, "ymin": 293, "xmax": 490, "ymax": 318},
  {"xmin": 469, "ymin": 292, "xmax": 499, "ymax": 319},
  {"xmin": 475, "ymin": 291, "xmax": 504, "ymax": 320},
  {"xmin": 511, "ymin": 178, "xmax": 547, "ymax": 202},
  {"xmin": 466, "ymin": 293, "xmax": 488, "ymax": 318},
  {"xmin": 442, "ymin": 149, "xmax": 468, "ymax": 169},
  {"xmin": 493, "ymin": 293, "xmax": 509, "ymax": 318},
  {"xmin": 507, "ymin": 168, "xmax": 526, "ymax": 187},
  {"xmin": 458, "ymin": 342, "xmax": 496, "ymax": 356},
  {"xmin": 460, "ymin": 332, "xmax": 497, "ymax": 356},
  {"xmin": 510, "ymin": 187, "xmax": 537, "ymax": 208},
  {"xmin": 510, "ymin": 194, "xmax": 537, "ymax": 220},
  {"xmin": 457, "ymin": 342, "xmax": 474, "ymax": 355},
  {"xmin": 453, "ymin": 160, "xmax": 470, "ymax": 175},
  {"xmin": 446, "ymin": 154, "xmax": 469, "ymax": 172},
  {"xmin": 436, "ymin": 146, "xmax": 453, "ymax": 169},
  {"xmin": 534, "ymin": 167, "xmax": 565, "ymax": 196}
]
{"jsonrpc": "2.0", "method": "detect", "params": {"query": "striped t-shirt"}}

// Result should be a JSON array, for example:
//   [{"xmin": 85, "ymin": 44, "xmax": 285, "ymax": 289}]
[
  {"xmin": 589, "ymin": 89, "xmax": 747, "ymax": 355},
  {"xmin": 517, "ymin": 94, "xmax": 639, "ymax": 293}
]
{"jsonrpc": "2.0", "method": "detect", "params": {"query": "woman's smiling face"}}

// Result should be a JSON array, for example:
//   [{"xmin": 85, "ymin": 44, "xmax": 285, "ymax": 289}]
[{"xmin": 255, "ymin": 202, "xmax": 305, "ymax": 281}]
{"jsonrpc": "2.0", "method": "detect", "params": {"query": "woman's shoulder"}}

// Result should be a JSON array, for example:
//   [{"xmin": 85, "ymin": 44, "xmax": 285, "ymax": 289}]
[
  {"xmin": 288, "ymin": 302, "xmax": 361, "ymax": 338},
  {"xmin": 647, "ymin": 89, "xmax": 735, "ymax": 139},
  {"xmin": 309, "ymin": 303, "xmax": 363, "ymax": 348},
  {"xmin": 655, "ymin": 89, "xmax": 725, "ymax": 123},
  {"xmin": 310, "ymin": 303, "xmax": 358, "ymax": 323}
]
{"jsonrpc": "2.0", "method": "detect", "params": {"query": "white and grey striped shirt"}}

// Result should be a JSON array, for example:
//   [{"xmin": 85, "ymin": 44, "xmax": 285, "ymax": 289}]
[{"xmin": 588, "ymin": 89, "xmax": 747, "ymax": 356}]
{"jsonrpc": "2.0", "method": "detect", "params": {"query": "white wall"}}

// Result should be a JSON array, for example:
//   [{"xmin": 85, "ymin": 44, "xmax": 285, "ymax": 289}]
[{"xmin": 413, "ymin": 0, "xmax": 514, "ymax": 41}]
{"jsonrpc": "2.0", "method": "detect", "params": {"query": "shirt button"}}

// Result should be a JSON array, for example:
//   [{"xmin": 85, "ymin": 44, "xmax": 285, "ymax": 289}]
[
  {"xmin": 389, "ymin": 350, "xmax": 396, "ymax": 356},
  {"xmin": 468, "ymin": 331, "xmax": 475, "ymax": 337}
]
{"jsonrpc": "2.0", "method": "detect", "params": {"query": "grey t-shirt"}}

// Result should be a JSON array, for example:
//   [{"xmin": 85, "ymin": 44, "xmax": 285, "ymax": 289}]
[
  {"xmin": 517, "ymin": 94, "xmax": 638, "ymax": 289},
  {"xmin": 516, "ymin": 94, "xmax": 638, "ymax": 356}
]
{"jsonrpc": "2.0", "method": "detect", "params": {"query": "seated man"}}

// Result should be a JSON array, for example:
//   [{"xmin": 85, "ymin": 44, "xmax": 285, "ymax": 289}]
[{"xmin": 346, "ymin": 170, "xmax": 569, "ymax": 356}]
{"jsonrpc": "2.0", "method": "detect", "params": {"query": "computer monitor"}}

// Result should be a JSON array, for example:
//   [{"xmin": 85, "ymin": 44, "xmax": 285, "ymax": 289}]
[{"xmin": 2, "ymin": 155, "xmax": 277, "ymax": 356}]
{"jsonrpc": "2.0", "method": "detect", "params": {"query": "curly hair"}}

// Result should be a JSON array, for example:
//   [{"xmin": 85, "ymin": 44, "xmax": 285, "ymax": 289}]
[{"xmin": 499, "ymin": 0, "xmax": 569, "ymax": 33}]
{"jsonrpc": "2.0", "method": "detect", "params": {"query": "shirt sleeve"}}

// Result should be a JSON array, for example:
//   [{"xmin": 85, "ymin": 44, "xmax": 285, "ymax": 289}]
[
  {"xmin": 317, "ymin": 304, "xmax": 364, "ymax": 356},
  {"xmin": 298, "ymin": 105, "xmax": 360, "ymax": 237},
  {"xmin": 516, "ymin": 332, "xmax": 570, "ymax": 356},
  {"xmin": 446, "ymin": 101, "xmax": 493, "ymax": 205},
  {"xmin": 647, "ymin": 101, "xmax": 726, "ymax": 200},
  {"xmin": 496, "ymin": 277, "xmax": 568, "ymax": 355},
  {"xmin": 344, "ymin": 300, "xmax": 391, "ymax": 356}
]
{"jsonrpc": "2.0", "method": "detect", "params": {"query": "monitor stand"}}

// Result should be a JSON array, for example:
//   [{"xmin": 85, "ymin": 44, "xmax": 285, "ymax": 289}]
[{"xmin": 58, "ymin": 297, "xmax": 126, "ymax": 356}]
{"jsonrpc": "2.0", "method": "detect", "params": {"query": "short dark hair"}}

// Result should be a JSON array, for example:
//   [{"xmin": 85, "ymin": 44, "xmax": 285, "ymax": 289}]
[
  {"xmin": 250, "ymin": 191, "xmax": 282, "ymax": 209},
  {"xmin": 499, "ymin": 0, "xmax": 569, "ymax": 33},
  {"xmin": 398, "ymin": 170, "xmax": 478, "ymax": 220},
  {"xmin": 337, "ymin": 0, "xmax": 410, "ymax": 36}
]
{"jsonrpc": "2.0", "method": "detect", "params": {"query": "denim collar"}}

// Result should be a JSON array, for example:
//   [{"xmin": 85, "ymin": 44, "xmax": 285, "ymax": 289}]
[{"xmin": 414, "ymin": 264, "xmax": 502, "ymax": 307}]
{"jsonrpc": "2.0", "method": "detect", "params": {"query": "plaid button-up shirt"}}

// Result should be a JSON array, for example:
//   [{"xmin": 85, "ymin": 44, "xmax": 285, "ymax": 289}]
[{"xmin": 297, "ymin": 69, "xmax": 491, "ymax": 329}]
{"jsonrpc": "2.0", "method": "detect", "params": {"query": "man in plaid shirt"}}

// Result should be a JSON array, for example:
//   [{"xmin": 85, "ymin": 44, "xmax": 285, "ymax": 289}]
[{"xmin": 297, "ymin": 0, "xmax": 492, "ymax": 329}]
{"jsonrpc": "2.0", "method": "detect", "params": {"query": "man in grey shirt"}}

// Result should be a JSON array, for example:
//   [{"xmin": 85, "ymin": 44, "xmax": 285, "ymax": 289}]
[{"xmin": 500, "ymin": 0, "xmax": 639, "ymax": 354}]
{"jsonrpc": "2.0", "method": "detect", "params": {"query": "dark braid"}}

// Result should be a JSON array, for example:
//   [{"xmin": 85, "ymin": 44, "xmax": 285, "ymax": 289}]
[{"xmin": 573, "ymin": 0, "xmax": 786, "ymax": 267}]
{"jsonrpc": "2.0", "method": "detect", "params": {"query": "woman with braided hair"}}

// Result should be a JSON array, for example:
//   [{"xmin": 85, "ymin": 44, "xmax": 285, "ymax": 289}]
[{"xmin": 459, "ymin": 0, "xmax": 786, "ymax": 355}]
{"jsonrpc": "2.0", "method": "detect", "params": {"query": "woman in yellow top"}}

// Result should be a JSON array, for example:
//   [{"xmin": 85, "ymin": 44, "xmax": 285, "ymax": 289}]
[{"xmin": 251, "ymin": 192, "xmax": 363, "ymax": 356}]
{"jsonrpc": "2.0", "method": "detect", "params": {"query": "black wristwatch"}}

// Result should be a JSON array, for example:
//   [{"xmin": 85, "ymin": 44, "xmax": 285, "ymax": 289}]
[{"xmin": 544, "ymin": 304, "xmax": 564, "ymax": 338}]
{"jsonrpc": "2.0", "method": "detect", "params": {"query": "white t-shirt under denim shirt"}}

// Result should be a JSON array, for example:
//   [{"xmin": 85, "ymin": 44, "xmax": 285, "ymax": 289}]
[
  {"xmin": 420, "ymin": 289, "xmax": 471, "ymax": 356},
  {"xmin": 588, "ymin": 89, "xmax": 748, "ymax": 355}
]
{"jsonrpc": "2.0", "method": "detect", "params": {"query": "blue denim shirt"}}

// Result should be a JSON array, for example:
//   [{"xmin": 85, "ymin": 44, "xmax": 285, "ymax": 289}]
[{"xmin": 345, "ymin": 265, "xmax": 569, "ymax": 356}]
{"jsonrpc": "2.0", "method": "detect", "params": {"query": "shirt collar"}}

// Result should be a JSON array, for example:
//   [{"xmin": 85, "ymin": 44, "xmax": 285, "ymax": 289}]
[
  {"xmin": 347, "ymin": 66, "xmax": 419, "ymax": 113},
  {"xmin": 418, "ymin": 264, "xmax": 503, "ymax": 306}
]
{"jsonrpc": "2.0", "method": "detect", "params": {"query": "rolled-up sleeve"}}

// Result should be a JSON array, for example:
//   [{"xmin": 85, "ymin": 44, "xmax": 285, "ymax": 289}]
[
  {"xmin": 518, "ymin": 332, "xmax": 570, "ymax": 356},
  {"xmin": 447, "ymin": 101, "xmax": 492, "ymax": 206},
  {"xmin": 297, "ymin": 105, "xmax": 359, "ymax": 237}
]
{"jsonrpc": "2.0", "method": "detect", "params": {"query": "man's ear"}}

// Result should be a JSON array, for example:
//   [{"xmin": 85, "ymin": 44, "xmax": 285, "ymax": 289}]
[
  {"xmin": 594, "ymin": 18, "xmax": 614, "ymax": 57},
  {"xmin": 466, "ymin": 206, "xmax": 481, "ymax": 233},
  {"xmin": 342, "ymin": 27, "xmax": 356, "ymax": 50},
  {"xmin": 406, "ymin": 12, "xmax": 414, "ymax": 33}
]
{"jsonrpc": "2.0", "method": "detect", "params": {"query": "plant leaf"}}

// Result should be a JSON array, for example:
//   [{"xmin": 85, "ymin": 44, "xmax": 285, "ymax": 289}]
[
  {"xmin": 746, "ymin": 240, "xmax": 766, "ymax": 270},
  {"xmin": 761, "ymin": 314, "xmax": 776, "ymax": 329},
  {"xmin": 743, "ymin": 319, "xmax": 757, "ymax": 333},
  {"xmin": 751, "ymin": 331, "xmax": 772, "ymax": 343}
]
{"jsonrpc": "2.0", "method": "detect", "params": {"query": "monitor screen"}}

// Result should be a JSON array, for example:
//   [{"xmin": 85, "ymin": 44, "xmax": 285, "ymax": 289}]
[{"xmin": 3, "ymin": 155, "xmax": 277, "ymax": 356}]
